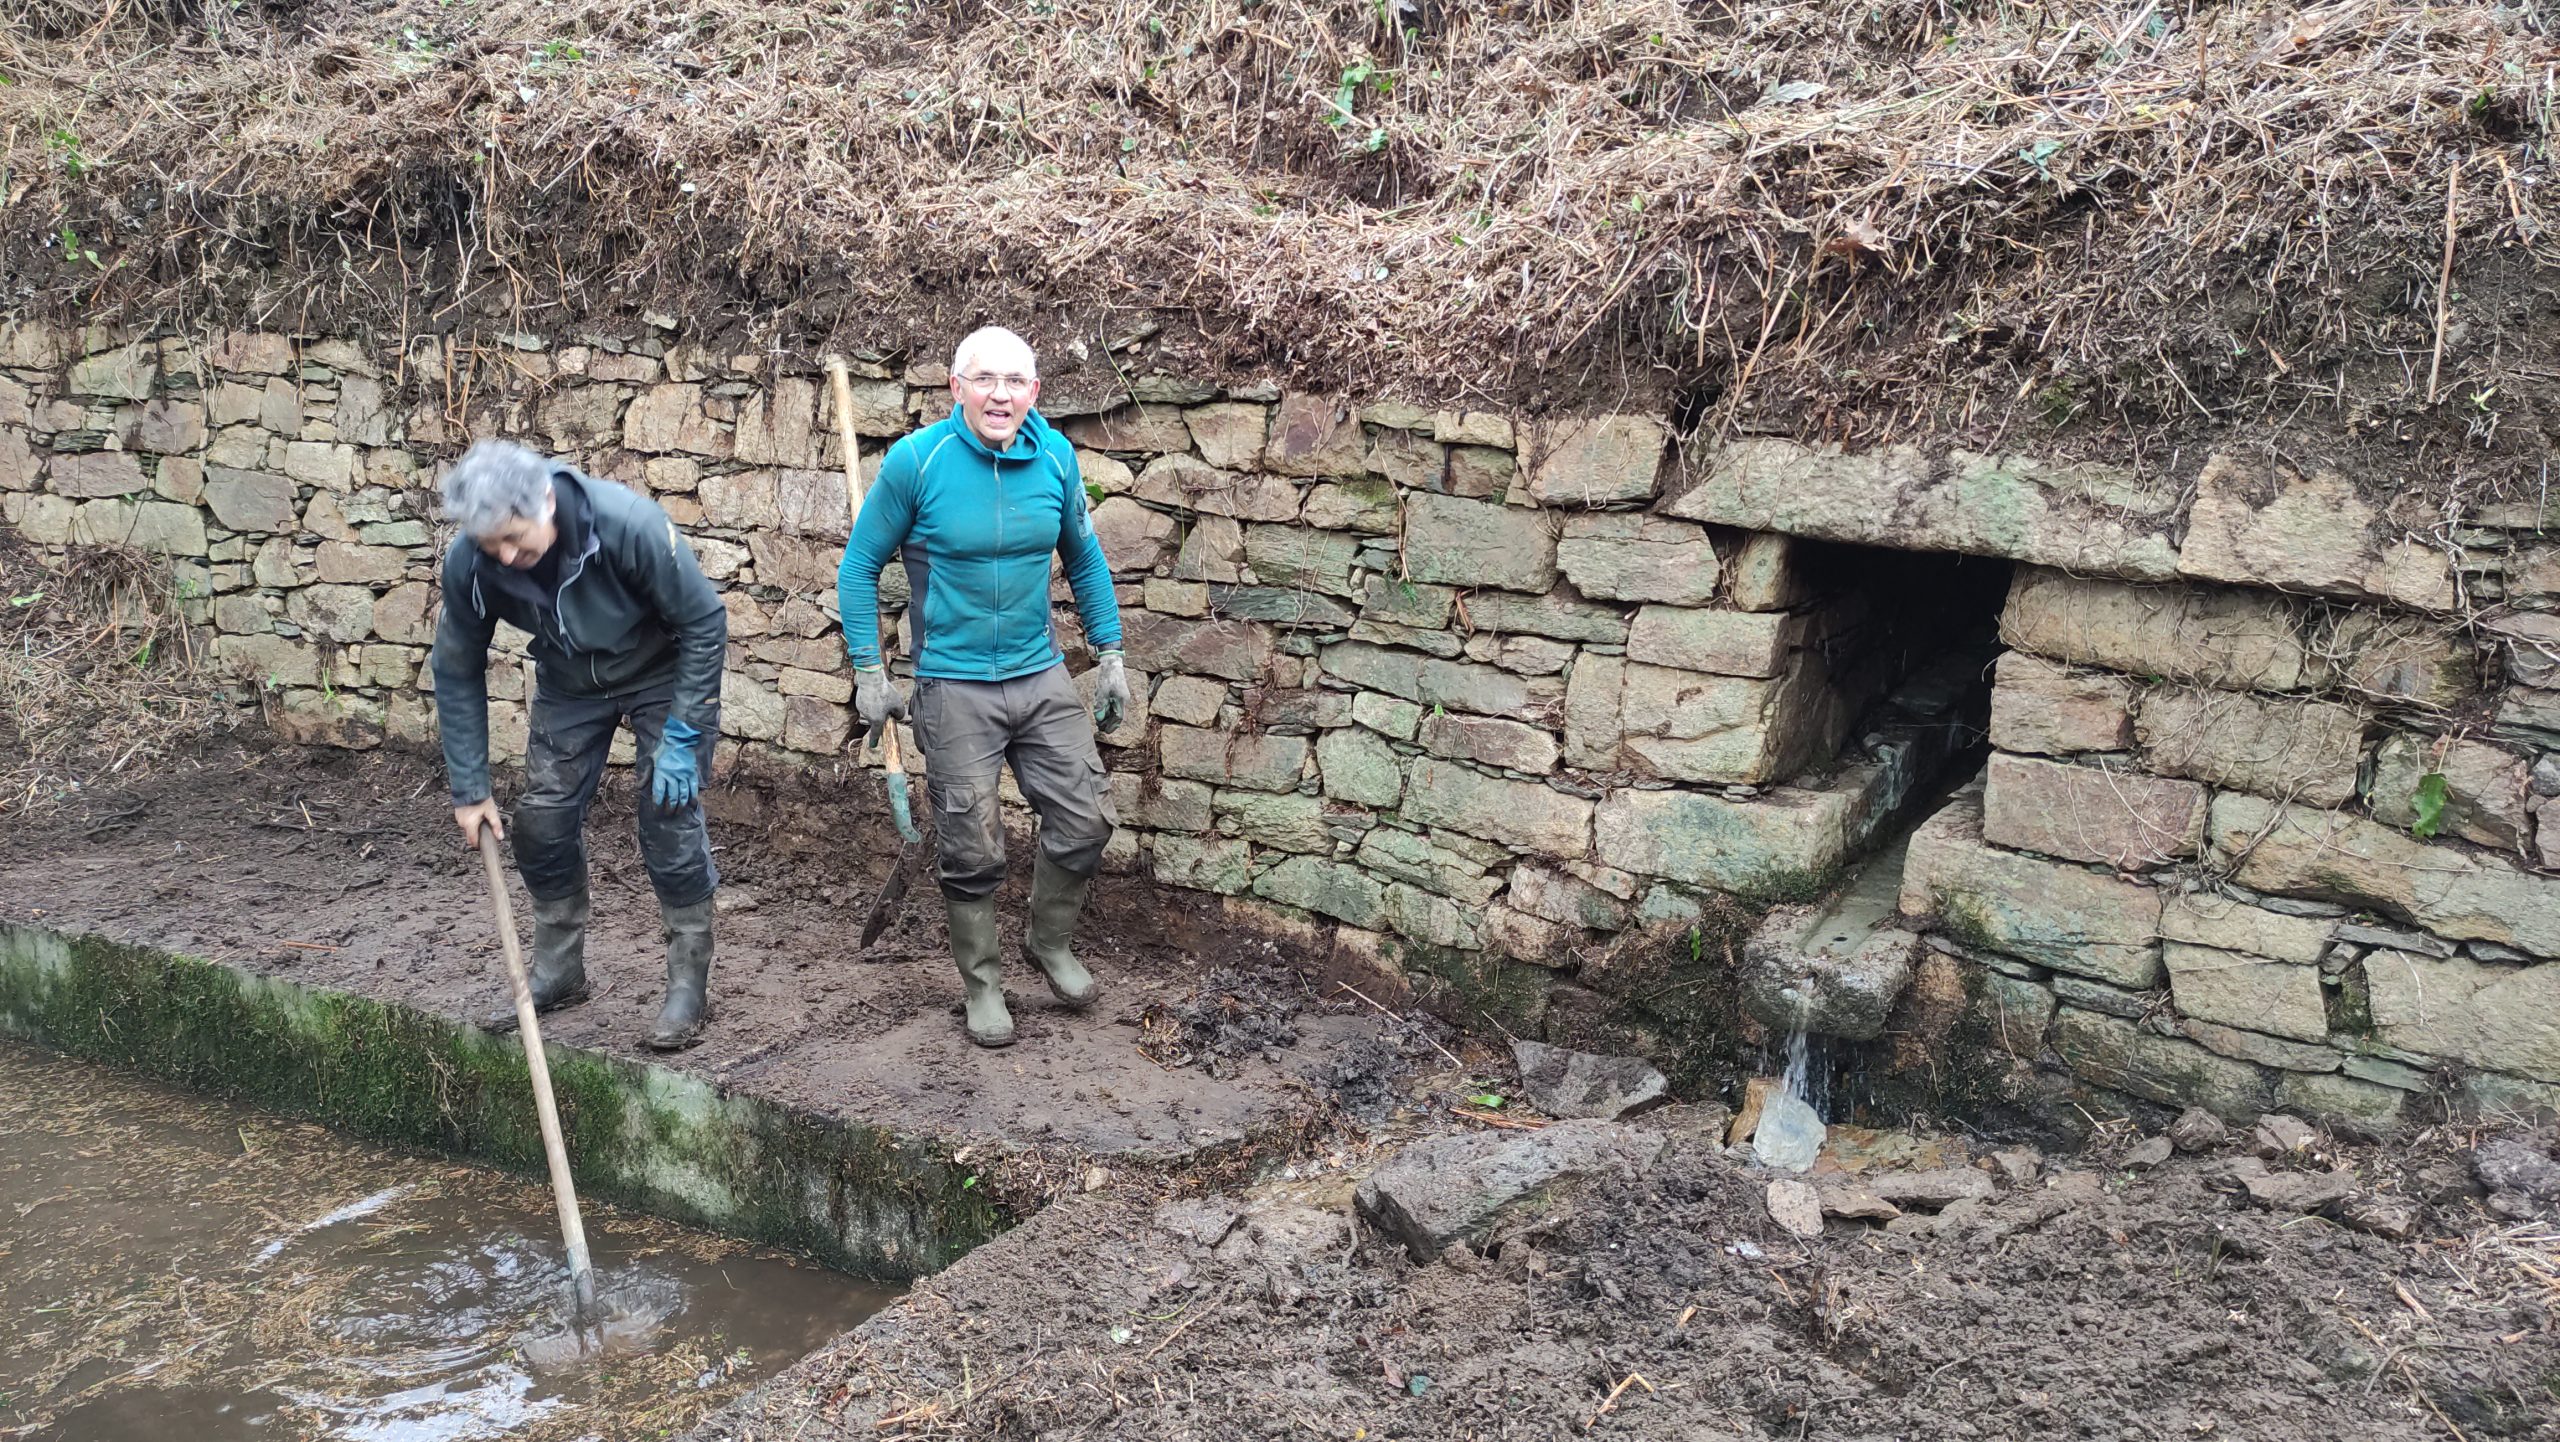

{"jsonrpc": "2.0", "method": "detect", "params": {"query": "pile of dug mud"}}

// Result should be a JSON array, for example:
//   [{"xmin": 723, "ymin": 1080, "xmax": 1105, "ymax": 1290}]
[{"xmin": 704, "ymin": 1080, "xmax": 2560, "ymax": 1440}]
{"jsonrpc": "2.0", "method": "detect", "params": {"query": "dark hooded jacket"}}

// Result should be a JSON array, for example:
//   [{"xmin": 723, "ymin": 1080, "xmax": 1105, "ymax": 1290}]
[{"xmin": 430, "ymin": 466, "xmax": 725, "ymax": 803}]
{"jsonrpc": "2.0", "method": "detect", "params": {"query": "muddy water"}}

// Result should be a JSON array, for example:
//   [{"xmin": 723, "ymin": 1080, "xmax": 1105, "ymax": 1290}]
[{"xmin": 0, "ymin": 1042, "xmax": 896, "ymax": 1440}]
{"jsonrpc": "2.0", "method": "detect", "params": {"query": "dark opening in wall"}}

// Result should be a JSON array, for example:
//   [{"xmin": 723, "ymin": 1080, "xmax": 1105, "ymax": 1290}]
[{"xmin": 1786, "ymin": 539, "xmax": 2012, "ymax": 811}]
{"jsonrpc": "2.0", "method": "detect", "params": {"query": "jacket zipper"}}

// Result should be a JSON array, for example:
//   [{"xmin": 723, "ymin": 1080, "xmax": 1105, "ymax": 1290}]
[
  {"xmin": 543, "ymin": 534, "xmax": 602, "ymax": 689},
  {"xmin": 991, "ymin": 450, "xmax": 1004, "ymax": 663}
]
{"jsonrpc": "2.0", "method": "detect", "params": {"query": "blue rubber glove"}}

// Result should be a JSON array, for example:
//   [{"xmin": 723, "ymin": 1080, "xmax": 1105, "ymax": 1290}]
[{"xmin": 651, "ymin": 716, "xmax": 705, "ymax": 809}]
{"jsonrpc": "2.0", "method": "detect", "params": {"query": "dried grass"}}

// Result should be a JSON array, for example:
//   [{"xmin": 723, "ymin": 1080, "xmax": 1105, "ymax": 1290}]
[
  {"xmin": 2, "ymin": 1, "xmax": 2555, "ymax": 492},
  {"xmin": 0, "ymin": 534, "xmax": 235, "ymax": 815}
]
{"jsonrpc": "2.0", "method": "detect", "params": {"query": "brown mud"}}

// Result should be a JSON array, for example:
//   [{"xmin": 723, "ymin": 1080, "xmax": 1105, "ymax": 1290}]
[
  {"xmin": 703, "ymin": 1113, "xmax": 2560, "ymax": 1441},
  {"xmin": 0, "ymin": 735, "xmax": 1421, "ymax": 1165},
  {"xmin": 15, "ymin": 736, "xmax": 2560, "ymax": 1441}
]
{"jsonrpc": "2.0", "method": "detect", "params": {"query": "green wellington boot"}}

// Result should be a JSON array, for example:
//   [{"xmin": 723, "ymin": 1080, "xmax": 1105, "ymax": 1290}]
[
  {"xmin": 946, "ymin": 895, "xmax": 1014, "ymax": 1048},
  {"xmin": 490, "ymin": 890, "xmax": 590, "ymax": 1031},
  {"xmin": 1022, "ymin": 854, "xmax": 1100, "ymax": 1009},
  {"xmin": 645, "ymin": 897, "xmax": 715, "ymax": 1051}
]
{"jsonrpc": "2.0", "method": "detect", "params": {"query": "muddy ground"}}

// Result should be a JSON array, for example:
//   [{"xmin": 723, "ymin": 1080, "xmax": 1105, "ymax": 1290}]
[
  {"xmin": 700, "ymin": 1108, "xmax": 2560, "ymax": 1442},
  {"xmin": 1, "ymin": 735, "xmax": 1434, "ymax": 1167},
  {"xmin": 14, "ymin": 737, "xmax": 2560, "ymax": 1441}
]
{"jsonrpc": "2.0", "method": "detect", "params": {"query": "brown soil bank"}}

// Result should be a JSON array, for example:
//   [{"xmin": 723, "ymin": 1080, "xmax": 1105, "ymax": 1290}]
[
  {"xmin": 699, "ymin": 1115, "xmax": 2560, "ymax": 1440},
  {"xmin": 10, "ymin": 3, "xmax": 2556, "ymax": 491}
]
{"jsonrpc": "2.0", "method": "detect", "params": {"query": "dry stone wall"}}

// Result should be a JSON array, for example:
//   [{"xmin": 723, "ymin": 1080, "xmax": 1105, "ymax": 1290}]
[
  {"xmin": 6, "ymin": 318, "xmax": 2558, "ymax": 1127},
  {"xmin": 1905, "ymin": 562, "xmax": 2560, "ymax": 1127}
]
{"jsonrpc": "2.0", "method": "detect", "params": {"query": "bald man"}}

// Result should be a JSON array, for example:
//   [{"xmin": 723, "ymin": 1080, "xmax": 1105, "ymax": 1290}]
[{"xmin": 835, "ymin": 327, "xmax": 1131, "ymax": 1048}]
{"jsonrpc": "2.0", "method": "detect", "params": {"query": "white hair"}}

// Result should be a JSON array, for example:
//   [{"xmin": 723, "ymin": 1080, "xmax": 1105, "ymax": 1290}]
[
  {"xmin": 949, "ymin": 326, "xmax": 1038, "ymax": 379},
  {"xmin": 440, "ymin": 440, "xmax": 556, "ymax": 536}
]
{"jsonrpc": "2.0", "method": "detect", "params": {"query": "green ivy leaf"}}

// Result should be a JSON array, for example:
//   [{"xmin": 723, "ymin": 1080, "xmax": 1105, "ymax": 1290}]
[{"xmin": 2410, "ymin": 771, "xmax": 2449, "ymax": 839}]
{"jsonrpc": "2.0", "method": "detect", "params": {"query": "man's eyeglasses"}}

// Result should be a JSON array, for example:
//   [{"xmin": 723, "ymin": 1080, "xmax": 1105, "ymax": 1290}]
[{"xmin": 958, "ymin": 372, "xmax": 1036, "ymax": 397}]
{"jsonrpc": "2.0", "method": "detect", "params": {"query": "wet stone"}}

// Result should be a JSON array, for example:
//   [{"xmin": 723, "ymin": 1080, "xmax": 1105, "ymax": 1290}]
[{"xmin": 1509, "ymin": 1040, "xmax": 1668, "ymax": 1121}]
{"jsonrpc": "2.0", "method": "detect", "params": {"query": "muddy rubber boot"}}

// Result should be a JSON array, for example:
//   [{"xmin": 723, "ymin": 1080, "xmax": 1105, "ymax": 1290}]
[
  {"xmin": 645, "ymin": 897, "xmax": 715, "ymax": 1051},
  {"xmin": 947, "ymin": 895, "xmax": 1013, "ymax": 1048},
  {"xmin": 1022, "ymin": 854, "xmax": 1100, "ymax": 1010},
  {"xmin": 488, "ymin": 891, "xmax": 590, "ymax": 1031}
]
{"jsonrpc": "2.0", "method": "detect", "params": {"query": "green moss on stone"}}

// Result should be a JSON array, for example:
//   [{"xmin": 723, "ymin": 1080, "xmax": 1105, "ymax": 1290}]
[
  {"xmin": 1728, "ymin": 865, "xmax": 1844, "ymax": 909},
  {"xmin": 2326, "ymin": 966, "xmax": 2374, "ymax": 1036},
  {"xmin": 0, "ymin": 922, "xmax": 998, "ymax": 1279},
  {"xmin": 1399, "ymin": 939, "xmax": 1554, "ymax": 1038}
]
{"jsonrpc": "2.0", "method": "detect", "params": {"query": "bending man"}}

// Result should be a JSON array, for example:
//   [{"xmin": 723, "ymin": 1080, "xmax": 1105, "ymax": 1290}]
[
  {"xmin": 836, "ymin": 326, "xmax": 1131, "ymax": 1048},
  {"xmin": 431, "ymin": 439, "xmax": 729, "ymax": 1050}
]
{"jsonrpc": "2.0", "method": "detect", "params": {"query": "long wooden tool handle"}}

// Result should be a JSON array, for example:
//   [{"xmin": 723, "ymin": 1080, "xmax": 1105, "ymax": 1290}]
[
  {"xmin": 828, "ymin": 357, "xmax": 920, "ymax": 840},
  {"xmin": 477, "ymin": 823, "xmax": 600, "ymax": 1322}
]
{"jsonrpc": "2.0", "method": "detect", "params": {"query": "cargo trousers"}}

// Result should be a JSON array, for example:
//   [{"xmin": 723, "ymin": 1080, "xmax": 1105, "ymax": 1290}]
[
  {"xmin": 910, "ymin": 662, "xmax": 1115, "ymax": 901},
  {"xmin": 513, "ymin": 680, "xmax": 720, "ymax": 909}
]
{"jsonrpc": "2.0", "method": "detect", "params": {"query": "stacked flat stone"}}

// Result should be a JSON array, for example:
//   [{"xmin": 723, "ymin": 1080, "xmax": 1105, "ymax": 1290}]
[
  {"xmin": 1902, "ymin": 559, "xmax": 2560, "ymax": 1127},
  {"xmin": 7, "ymin": 316, "xmax": 2557, "ymax": 1126}
]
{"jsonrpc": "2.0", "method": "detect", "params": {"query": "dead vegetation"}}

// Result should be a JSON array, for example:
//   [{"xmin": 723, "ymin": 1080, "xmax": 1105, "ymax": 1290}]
[
  {"xmin": 718, "ymin": 1114, "xmax": 2560, "ymax": 1441},
  {"xmin": 3, "ymin": 1, "xmax": 2555, "ymax": 496},
  {"xmin": 0, "ymin": 534, "xmax": 235, "ymax": 816}
]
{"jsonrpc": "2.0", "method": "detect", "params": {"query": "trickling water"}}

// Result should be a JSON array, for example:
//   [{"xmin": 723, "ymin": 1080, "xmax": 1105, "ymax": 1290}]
[
  {"xmin": 1771, "ymin": 998, "xmax": 1832, "ymax": 1121},
  {"xmin": 1751, "ymin": 993, "xmax": 1829, "ymax": 1172},
  {"xmin": 0, "ymin": 1041, "xmax": 897, "ymax": 1441}
]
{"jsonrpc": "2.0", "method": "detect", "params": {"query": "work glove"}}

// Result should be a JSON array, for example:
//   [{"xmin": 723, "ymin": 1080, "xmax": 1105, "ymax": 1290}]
[
  {"xmin": 854, "ymin": 665, "xmax": 909, "ymax": 745},
  {"xmin": 1090, "ymin": 650, "xmax": 1131, "ymax": 734},
  {"xmin": 651, "ymin": 716, "xmax": 706, "ymax": 809}
]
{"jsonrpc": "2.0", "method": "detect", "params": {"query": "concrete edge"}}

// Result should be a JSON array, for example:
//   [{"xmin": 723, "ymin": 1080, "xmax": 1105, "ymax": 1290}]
[{"xmin": 0, "ymin": 920, "xmax": 1002, "ymax": 1280}]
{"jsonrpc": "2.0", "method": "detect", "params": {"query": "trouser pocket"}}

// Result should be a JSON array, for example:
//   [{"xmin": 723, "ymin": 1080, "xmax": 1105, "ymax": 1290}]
[{"xmin": 929, "ymin": 776, "xmax": 1005, "ymax": 901}]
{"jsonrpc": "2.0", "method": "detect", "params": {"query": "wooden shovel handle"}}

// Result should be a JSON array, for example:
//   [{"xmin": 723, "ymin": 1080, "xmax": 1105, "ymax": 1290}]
[
  {"xmin": 474, "ymin": 821, "xmax": 598, "ymax": 1320},
  {"xmin": 826, "ymin": 357, "xmax": 913, "ymax": 790}
]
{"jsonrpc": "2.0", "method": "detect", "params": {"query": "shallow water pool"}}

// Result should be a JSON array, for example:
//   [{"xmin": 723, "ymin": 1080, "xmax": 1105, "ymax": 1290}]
[{"xmin": 0, "ymin": 1040, "xmax": 896, "ymax": 1440}]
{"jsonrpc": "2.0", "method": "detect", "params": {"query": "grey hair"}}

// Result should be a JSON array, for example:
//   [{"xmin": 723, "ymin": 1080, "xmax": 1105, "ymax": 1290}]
[
  {"xmin": 949, "ymin": 325, "xmax": 1037, "ymax": 380},
  {"xmin": 440, "ymin": 440, "xmax": 557, "ymax": 536}
]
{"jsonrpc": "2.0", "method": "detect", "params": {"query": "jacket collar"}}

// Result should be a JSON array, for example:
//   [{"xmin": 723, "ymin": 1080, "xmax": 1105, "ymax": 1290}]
[{"xmin": 949, "ymin": 408, "xmax": 1053, "ymax": 463}]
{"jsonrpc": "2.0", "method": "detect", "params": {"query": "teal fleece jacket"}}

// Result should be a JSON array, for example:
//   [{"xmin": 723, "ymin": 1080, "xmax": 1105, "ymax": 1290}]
[{"xmin": 835, "ymin": 409, "xmax": 1123, "ymax": 680}]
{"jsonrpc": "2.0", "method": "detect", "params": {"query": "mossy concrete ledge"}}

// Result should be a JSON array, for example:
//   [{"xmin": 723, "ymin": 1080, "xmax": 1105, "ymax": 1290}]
[{"xmin": 0, "ymin": 922, "xmax": 999, "ymax": 1279}]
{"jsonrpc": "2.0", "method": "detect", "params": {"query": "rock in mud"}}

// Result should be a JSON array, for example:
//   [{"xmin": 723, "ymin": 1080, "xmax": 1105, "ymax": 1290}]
[
  {"xmin": 1750, "ymin": 1091, "xmax": 1825, "ymax": 1172},
  {"xmin": 1990, "ymin": 1147, "xmax": 2043, "ymax": 1186},
  {"xmin": 2169, "ymin": 1106, "xmax": 2228, "ymax": 1153},
  {"xmin": 1727, "ymin": 1076, "xmax": 1774, "ymax": 1147},
  {"xmin": 2334, "ymin": 1193, "xmax": 2422, "ymax": 1241},
  {"xmin": 1214, "ymin": 1203, "xmax": 1351, "ymax": 1273},
  {"xmin": 1869, "ymin": 1167, "xmax": 1996, "ymax": 1209},
  {"xmin": 1813, "ymin": 1179, "xmax": 1901, "ymax": 1222},
  {"xmin": 2125, "ymin": 1136, "xmax": 2173, "ymax": 1171},
  {"xmin": 1765, "ymin": 1179, "xmax": 1825, "ymax": 1238},
  {"xmin": 2488, "ymin": 1190, "xmax": 2547, "ymax": 1221},
  {"xmin": 2250, "ymin": 1113, "xmax": 2322, "ymax": 1159},
  {"xmin": 1509, "ymin": 1039, "xmax": 1669, "ymax": 1121},
  {"xmin": 1751, "ymin": 1096, "xmax": 1832, "ymax": 1173},
  {"xmin": 2471, "ymin": 1137, "xmax": 2560, "ymax": 1202},
  {"xmin": 1356, "ymin": 1119, "xmax": 1665, "ymax": 1262},
  {"xmin": 2230, "ymin": 1157, "xmax": 2358, "ymax": 1213},
  {"xmin": 1154, "ymin": 1197, "xmax": 1242, "ymax": 1249}
]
